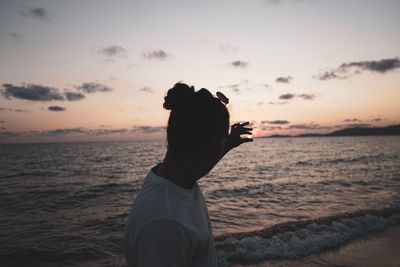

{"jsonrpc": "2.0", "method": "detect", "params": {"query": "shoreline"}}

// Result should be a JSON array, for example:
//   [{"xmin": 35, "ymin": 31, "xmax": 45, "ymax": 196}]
[{"xmin": 232, "ymin": 224, "xmax": 400, "ymax": 267}]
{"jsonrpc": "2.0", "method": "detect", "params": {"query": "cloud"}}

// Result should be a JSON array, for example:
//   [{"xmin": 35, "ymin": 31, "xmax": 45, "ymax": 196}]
[
  {"xmin": 314, "ymin": 57, "xmax": 400, "ymax": 80},
  {"xmin": 0, "ymin": 125, "xmax": 167, "ymax": 140},
  {"xmin": 1, "ymin": 83, "xmax": 64, "ymax": 101},
  {"xmin": 220, "ymin": 45, "xmax": 239, "ymax": 52},
  {"xmin": 341, "ymin": 58, "xmax": 400, "ymax": 73},
  {"xmin": 139, "ymin": 86, "xmax": 153, "ymax": 93},
  {"xmin": 0, "ymin": 82, "xmax": 110, "ymax": 102},
  {"xmin": 230, "ymin": 60, "xmax": 248, "ymax": 68},
  {"xmin": 48, "ymin": 106, "xmax": 66, "ymax": 112},
  {"xmin": 21, "ymin": 7, "xmax": 50, "ymax": 21},
  {"xmin": 92, "ymin": 128, "xmax": 129, "ymax": 135},
  {"xmin": 276, "ymin": 76, "xmax": 293, "ymax": 83},
  {"xmin": 263, "ymin": 0, "xmax": 283, "ymax": 4},
  {"xmin": 219, "ymin": 80, "xmax": 250, "ymax": 93},
  {"xmin": 142, "ymin": 50, "xmax": 170, "ymax": 60},
  {"xmin": 28, "ymin": 127, "xmax": 129, "ymax": 137},
  {"xmin": 0, "ymin": 107, "xmax": 31, "ymax": 112},
  {"xmin": 262, "ymin": 120, "xmax": 290, "ymax": 125},
  {"xmin": 132, "ymin": 126, "xmax": 165, "ymax": 134},
  {"xmin": 278, "ymin": 93, "xmax": 316, "ymax": 101},
  {"xmin": 231, "ymin": 88, "xmax": 240, "ymax": 93},
  {"xmin": 264, "ymin": 0, "xmax": 320, "ymax": 5},
  {"xmin": 8, "ymin": 32, "xmax": 22, "ymax": 42},
  {"xmin": 0, "ymin": 120, "xmax": 4, "ymax": 123},
  {"xmin": 64, "ymin": 91, "xmax": 85, "ymax": 101},
  {"xmin": 297, "ymin": 94, "xmax": 315, "ymax": 100},
  {"xmin": 345, "ymin": 123, "xmax": 371, "ymax": 128},
  {"xmin": 370, "ymin": 118, "xmax": 382, "ymax": 122},
  {"xmin": 314, "ymin": 71, "xmax": 344, "ymax": 81},
  {"xmin": 76, "ymin": 82, "xmax": 113, "ymax": 93},
  {"xmin": 98, "ymin": 45, "xmax": 127, "ymax": 57},
  {"xmin": 288, "ymin": 123, "xmax": 323, "ymax": 130},
  {"xmin": 0, "ymin": 131, "xmax": 19, "ymax": 138},
  {"xmin": 279, "ymin": 93, "xmax": 295, "ymax": 100},
  {"xmin": 344, "ymin": 118, "xmax": 361, "ymax": 123},
  {"xmin": 260, "ymin": 125, "xmax": 282, "ymax": 131},
  {"xmin": 14, "ymin": 109, "xmax": 30, "ymax": 112},
  {"xmin": 268, "ymin": 101, "xmax": 288, "ymax": 105}
]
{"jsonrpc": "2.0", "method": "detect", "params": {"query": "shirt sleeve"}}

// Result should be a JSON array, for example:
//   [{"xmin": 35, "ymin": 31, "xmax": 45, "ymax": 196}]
[{"xmin": 134, "ymin": 219, "xmax": 192, "ymax": 267}]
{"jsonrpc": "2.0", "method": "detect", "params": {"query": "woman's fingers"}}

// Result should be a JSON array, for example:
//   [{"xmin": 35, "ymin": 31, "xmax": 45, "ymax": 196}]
[
  {"xmin": 235, "ymin": 128, "xmax": 253, "ymax": 134},
  {"xmin": 241, "ymin": 138, "xmax": 253, "ymax": 143}
]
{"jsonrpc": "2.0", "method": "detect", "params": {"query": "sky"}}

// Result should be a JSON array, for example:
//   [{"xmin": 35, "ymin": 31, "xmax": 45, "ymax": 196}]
[{"xmin": 0, "ymin": 0, "xmax": 399, "ymax": 143}]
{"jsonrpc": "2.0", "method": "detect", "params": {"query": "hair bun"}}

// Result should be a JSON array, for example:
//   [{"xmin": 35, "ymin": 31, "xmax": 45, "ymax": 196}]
[{"xmin": 163, "ymin": 82, "xmax": 195, "ymax": 110}]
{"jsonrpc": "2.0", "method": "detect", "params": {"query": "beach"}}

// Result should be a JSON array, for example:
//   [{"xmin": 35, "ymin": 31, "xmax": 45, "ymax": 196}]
[{"xmin": 233, "ymin": 225, "xmax": 400, "ymax": 267}]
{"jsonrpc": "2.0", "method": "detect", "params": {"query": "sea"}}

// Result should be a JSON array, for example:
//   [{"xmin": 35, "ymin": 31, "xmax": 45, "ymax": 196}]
[{"xmin": 1, "ymin": 136, "xmax": 400, "ymax": 266}]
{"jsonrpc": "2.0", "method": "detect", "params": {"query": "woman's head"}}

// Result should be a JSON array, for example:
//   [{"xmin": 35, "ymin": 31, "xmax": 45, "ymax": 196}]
[{"xmin": 163, "ymin": 82, "xmax": 230, "ymax": 161}]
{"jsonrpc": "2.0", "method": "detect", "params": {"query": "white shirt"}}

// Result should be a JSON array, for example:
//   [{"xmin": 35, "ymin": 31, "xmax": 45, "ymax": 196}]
[{"xmin": 123, "ymin": 165, "xmax": 218, "ymax": 267}]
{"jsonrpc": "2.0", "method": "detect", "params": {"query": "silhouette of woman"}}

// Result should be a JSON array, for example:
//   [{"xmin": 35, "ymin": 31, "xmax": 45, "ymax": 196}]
[{"xmin": 123, "ymin": 82, "xmax": 253, "ymax": 267}]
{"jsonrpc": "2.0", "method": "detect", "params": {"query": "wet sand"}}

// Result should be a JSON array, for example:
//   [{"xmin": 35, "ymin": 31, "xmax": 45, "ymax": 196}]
[{"xmin": 232, "ymin": 225, "xmax": 400, "ymax": 267}]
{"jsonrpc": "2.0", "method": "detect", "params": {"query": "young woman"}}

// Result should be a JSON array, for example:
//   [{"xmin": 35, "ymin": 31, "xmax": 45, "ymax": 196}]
[{"xmin": 123, "ymin": 82, "xmax": 253, "ymax": 267}]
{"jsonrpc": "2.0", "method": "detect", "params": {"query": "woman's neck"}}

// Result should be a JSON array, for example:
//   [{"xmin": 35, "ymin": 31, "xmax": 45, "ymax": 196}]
[{"xmin": 155, "ymin": 157, "xmax": 199, "ymax": 189}]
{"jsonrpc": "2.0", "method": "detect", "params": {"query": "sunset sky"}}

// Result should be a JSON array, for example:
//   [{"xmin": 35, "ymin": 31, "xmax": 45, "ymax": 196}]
[{"xmin": 0, "ymin": 0, "xmax": 399, "ymax": 143}]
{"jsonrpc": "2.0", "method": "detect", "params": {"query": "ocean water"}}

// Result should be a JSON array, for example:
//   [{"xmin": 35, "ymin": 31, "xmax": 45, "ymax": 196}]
[{"xmin": 0, "ymin": 136, "xmax": 400, "ymax": 266}]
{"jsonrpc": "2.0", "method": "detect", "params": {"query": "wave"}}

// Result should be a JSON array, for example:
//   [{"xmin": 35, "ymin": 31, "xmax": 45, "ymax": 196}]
[
  {"xmin": 215, "ymin": 207, "xmax": 400, "ymax": 266},
  {"xmin": 296, "ymin": 153, "xmax": 391, "ymax": 166}
]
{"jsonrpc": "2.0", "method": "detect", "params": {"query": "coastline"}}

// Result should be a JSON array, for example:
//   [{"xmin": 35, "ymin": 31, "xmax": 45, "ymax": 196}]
[{"xmin": 232, "ymin": 224, "xmax": 400, "ymax": 267}]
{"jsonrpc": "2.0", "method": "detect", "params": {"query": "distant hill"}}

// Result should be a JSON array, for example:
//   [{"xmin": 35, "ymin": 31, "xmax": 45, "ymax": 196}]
[
  {"xmin": 327, "ymin": 124, "xmax": 400, "ymax": 136},
  {"xmin": 264, "ymin": 124, "xmax": 400, "ymax": 138}
]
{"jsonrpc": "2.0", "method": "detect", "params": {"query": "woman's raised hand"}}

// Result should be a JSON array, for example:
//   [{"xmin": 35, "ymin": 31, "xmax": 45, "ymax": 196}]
[{"xmin": 225, "ymin": 121, "xmax": 253, "ymax": 150}]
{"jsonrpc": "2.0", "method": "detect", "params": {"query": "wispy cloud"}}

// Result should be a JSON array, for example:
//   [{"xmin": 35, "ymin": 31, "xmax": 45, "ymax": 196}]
[
  {"xmin": 76, "ymin": 82, "xmax": 113, "ymax": 93},
  {"xmin": 297, "ymin": 94, "xmax": 316, "ymax": 100},
  {"xmin": 260, "ymin": 125, "xmax": 283, "ymax": 131},
  {"xmin": 21, "ymin": 7, "xmax": 51, "ymax": 21},
  {"xmin": 0, "ymin": 107, "xmax": 31, "ymax": 112},
  {"xmin": 8, "ymin": 32, "xmax": 22, "ymax": 42},
  {"xmin": 268, "ymin": 101, "xmax": 288, "ymax": 105},
  {"xmin": 142, "ymin": 50, "xmax": 170, "ymax": 60},
  {"xmin": 344, "ymin": 123, "xmax": 372, "ymax": 128},
  {"xmin": 48, "ymin": 106, "xmax": 66, "ymax": 112},
  {"xmin": 230, "ymin": 60, "xmax": 249, "ymax": 68},
  {"xmin": 98, "ymin": 45, "xmax": 127, "ymax": 57},
  {"xmin": 278, "ymin": 93, "xmax": 316, "ymax": 101},
  {"xmin": 343, "ymin": 118, "xmax": 361, "ymax": 123},
  {"xmin": 64, "ymin": 91, "xmax": 85, "ymax": 101},
  {"xmin": 218, "ymin": 79, "xmax": 250, "ymax": 93},
  {"xmin": 279, "ymin": 93, "xmax": 295, "ymax": 100},
  {"xmin": 262, "ymin": 120, "xmax": 290, "ymax": 125},
  {"xmin": 132, "ymin": 125, "xmax": 165, "ymax": 134},
  {"xmin": 370, "ymin": 118, "xmax": 382, "ymax": 122},
  {"xmin": 139, "ymin": 86, "xmax": 153, "ymax": 93},
  {"xmin": 0, "ymin": 125, "xmax": 165, "ymax": 140},
  {"xmin": 276, "ymin": 76, "xmax": 293, "ymax": 83},
  {"xmin": 288, "ymin": 123, "xmax": 330, "ymax": 130},
  {"xmin": 314, "ymin": 57, "xmax": 400, "ymax": 80},
  {"xmin": 220, "ymin": 45, "xmax": 239, "ymax": 52}
]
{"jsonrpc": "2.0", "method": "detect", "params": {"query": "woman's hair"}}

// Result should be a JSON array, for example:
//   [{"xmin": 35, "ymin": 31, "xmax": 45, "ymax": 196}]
[{"xmin": 163, "ymin": 82, "xmax": 230, "ymax": 160}]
